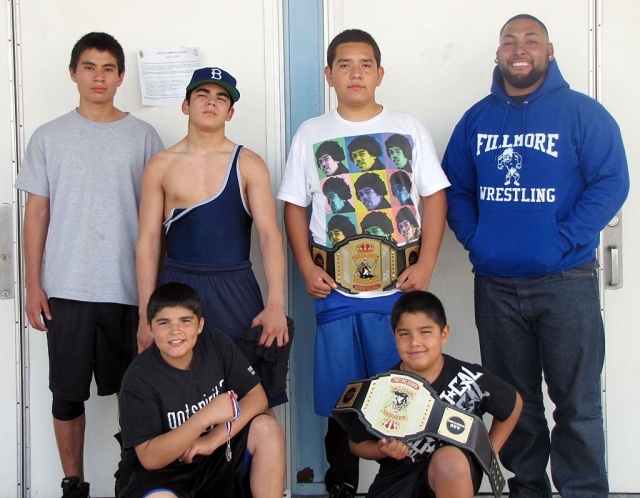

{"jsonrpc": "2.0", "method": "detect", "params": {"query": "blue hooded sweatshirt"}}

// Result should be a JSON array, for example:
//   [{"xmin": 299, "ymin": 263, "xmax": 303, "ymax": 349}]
[{"xmin": 442, "ymin": 59, "xmax": 629, "ymax": 277}]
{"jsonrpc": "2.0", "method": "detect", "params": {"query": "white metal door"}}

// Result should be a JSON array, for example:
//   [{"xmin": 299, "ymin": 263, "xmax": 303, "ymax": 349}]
[
  {"xmin": 599, "ymin": 1, "xmax": 640, "ymax": 492},
  {"xmin": 9, "ymin": 1, "xmax": 285, "ymax": 495},
  {"xmin": 325, "ymin": 0, "xmax": 637, "ymax": 493},
  {"xmin": 0, "ymin": 1, "xmax": 20, "ymax": 495}
]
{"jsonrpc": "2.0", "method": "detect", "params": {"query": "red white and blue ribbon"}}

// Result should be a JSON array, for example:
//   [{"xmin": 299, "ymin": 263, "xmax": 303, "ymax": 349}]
[{"xmin": 225, "ymin": 392, "xmax": 241, "ymax": 462}]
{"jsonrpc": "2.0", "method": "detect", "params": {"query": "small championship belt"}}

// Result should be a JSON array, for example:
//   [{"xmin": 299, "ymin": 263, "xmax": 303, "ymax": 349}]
[
  {"xmin": 311, "ymin": 235, "xmax": 420, "ymax": 294},
  {"xmin": 332, "ymin": 370, "xmax": 505, "ymax": 498}
]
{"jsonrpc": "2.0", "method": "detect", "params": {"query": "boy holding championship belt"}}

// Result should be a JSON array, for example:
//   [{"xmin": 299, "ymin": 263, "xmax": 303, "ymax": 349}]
[
  {"xmin": 343, "ymin": 292, "xmax": 522, "ymax": 498},
  {"xmin": 278, "ymin": 29, "xmax": 449, "ymax": 496}
]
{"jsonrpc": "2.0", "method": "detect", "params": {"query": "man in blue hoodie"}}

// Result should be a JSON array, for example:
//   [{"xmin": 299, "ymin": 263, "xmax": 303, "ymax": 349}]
[{"xmin": 442, "ymin": 14, "xmax": 629, "ymax": 498}]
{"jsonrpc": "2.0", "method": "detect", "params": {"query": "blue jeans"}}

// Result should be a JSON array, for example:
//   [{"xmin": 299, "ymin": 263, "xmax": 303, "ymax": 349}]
[{"xmin": 474, "ymin": 270, "xmax": 607, "ymax": 498}]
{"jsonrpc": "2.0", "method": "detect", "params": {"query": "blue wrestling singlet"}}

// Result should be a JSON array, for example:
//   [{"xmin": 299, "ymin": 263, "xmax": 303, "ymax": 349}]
[
  {"xmin": 161, "ymin": 144, "xmax": 264, "ymax": 343},
  {"xmin": 164, "ymin": 145, "xmax": 252, "ymax": 264}
]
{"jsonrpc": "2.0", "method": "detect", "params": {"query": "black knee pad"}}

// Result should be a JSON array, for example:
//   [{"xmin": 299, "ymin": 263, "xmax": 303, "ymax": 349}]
[{"xmin": 52, "ymin": 395, "xmax": 85, "ymax": 421}]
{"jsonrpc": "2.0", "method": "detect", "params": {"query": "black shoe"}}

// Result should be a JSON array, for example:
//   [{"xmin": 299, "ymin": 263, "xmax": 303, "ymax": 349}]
[
  {"xmin": 61, "ymin": 476, "xmax": 90, "ymax": 498},
  {"xmin": 329, "ymin": 482, "xmax": 355, "ymax": 498}
]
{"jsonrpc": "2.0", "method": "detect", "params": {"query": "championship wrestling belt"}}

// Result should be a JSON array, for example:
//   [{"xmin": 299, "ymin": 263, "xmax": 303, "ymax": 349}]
[
  {"xmin": 311, "ymin": 235, "xmax": 420, "ymax": 294},
  {"xmin": 332, "ymin": 370, "xmax": 505, "ymax": 498}
]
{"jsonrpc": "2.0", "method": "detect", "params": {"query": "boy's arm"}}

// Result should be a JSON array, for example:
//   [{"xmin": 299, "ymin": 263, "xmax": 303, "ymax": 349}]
[
  {"xmin": 180, "ymin": 383, "xmax": 268, "ymax": 463},
  {"xmin": 134, "ymin": 389, "xmax": 238, "ymax": 470},
  {"xmin": 396, "ymin": 189, "xmax": 447, "ymax": 292},
  {"xmin": 349, "ymin": 437, "xmax": 409, "ymax": 461},
  {"xmin": 136, "ymin": 156, "xmax": 166, "ymax": 352},
  {"xmin": 488, "ymin": 392, "xmax": 523, "ymax": 453},
  {"xmin": 283, "ymin": 202, "xmax": 336, "ymax": 298},
  {"xmin": 23, "ymin": 193, "xmax": 51, "ymax": 331},
  {"xmin": 241, "ymin": 149, "xmax": 288, "ymax": 347}
]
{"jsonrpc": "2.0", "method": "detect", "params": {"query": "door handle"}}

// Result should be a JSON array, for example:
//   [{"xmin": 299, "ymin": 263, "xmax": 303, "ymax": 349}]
[
  {"xmin": 0, "ymin": 204, "xmax": 14, "ymax": 299},
  {"xmin": 609, "ymin": 246, "xmax": 619, "ymax": 287},
  {"xmin": 601, "ymin": 211, "xmax": 623, "ymax": 290}
]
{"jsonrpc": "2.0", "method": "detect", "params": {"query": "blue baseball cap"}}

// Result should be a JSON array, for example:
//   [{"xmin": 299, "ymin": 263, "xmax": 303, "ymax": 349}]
[{"xmin": 186, "ymin": 67, "xmax": 240, "ymax": 103}]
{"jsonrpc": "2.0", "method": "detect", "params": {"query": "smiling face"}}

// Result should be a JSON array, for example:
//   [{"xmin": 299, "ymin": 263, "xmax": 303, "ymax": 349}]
[
  {"xmin": 324, "ymin": 42, "xmax": 384, "ymax": 111},
  {"xmin": 357, "ymin": 186, "xmax": 383, "ymax": 210},
  {"xmin": 496, "ymin": 18, "xmax": 554, "ymax": 96},
  {"xmin": 149, "ymin": 306, "xmax": 204, "ymax": 370},
  {"xmin": 69, "ymin": 48, "xmax": 124, "ymax": 106},
  {"xmin": 394, "ymin": 312, "xmax": 449, "ymax": 382}
]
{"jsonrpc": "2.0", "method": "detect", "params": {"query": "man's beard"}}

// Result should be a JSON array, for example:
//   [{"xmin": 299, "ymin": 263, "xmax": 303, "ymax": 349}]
[{"xmin": 500, "ymin": 62, "xmax": 547, "ymax": 89}]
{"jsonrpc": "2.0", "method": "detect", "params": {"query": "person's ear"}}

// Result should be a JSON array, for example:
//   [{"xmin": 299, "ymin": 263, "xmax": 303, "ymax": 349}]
[
  {"xmin": 376, "ymin": 66, "xmax": 385, "ymax": 87},
  {"xmin": 441, "ymin": 324, "xmax": 450, "ymax": 346},
  {"xmin": 324, "ymin": 66, "xmax": 334, "ymax": 87}
]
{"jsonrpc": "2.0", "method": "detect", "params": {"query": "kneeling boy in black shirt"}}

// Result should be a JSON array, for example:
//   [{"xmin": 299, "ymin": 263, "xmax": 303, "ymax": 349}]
[
  {"xmin": 348, "ymin": 291, "xmax": 522, "ymax": 498},
  {"xmin": 116, "ymin": 282, "xmax": 285, "ymax": 498}
]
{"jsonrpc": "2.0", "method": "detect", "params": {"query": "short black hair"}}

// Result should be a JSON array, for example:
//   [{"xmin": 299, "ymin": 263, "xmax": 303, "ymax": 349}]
[
  {"xmin": 348, "ymin": 135, "xmax": 383, "ymax": 158},
  {"xmin": 323, "ymin": 177, "xmax": 352, "ymax": 200},
  {"xmin": 500, "ymin": 14, "xmax": 549, "ymax": 37},
  {"xmin": 360, "ymin": 211, "xmax": 393, "ymax": 235},
  {"xmin": 69, "ymin": 32, "xmax": 125, "ymax": 76},
  {"xmin": 327, "ymin": 29, "xmax": 381, "ymax": 68},
  {"xmin": 327, "ymin": 214, "xmax": 357, "ymax": 237},
  {"xmin": 391, "ymin": 291, "xmax": 447, "ymax": 331},
  {"xmin": 147, "ymin": 282, "xmax": 203, "ymax": 324},
  {"xmin": 354, "ymin": 172, "xmax": 388, "ymax": 197},
  {"xmin": 315, "ymin": 140, "xmax": 346, "ymax": 162},
  {"xmin": 396, "ymin": 206, "xmax": 418, "ymax": 227},
  {"xmin": 389, "ymin": 170, "xmax": 412, "ymax": 191},
  {"xmin": 385, "ymin": 134, "xmax": 413, "ymax": 161}
]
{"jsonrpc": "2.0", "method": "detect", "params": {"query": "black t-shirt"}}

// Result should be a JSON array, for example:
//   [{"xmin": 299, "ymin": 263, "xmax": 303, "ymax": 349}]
[
  {"xmin": 348, "ymin": 354, "xmax": 516, "ymax": 470},
  {"xmin": 118, "ymin": 327, "xmax": 260, "ymax": 469}
]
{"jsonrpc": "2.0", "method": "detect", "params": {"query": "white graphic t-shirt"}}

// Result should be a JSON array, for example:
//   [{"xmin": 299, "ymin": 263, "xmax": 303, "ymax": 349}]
[{"xmin": 279, "ymin": 108, "xmax": 449, "ymax": 249}]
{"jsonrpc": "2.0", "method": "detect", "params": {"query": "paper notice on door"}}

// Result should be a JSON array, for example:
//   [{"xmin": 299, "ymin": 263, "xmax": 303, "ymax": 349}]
[{"xmin": 137, "ymin": 47, "xmax": 202, "ymax": 106}]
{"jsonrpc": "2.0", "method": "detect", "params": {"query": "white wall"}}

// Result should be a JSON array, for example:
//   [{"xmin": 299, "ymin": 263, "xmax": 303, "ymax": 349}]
[
  {"xmin": 12, "ymin": 1, "xmax": 284, "ymax": 495},
  {"xmin": 326, "ymin": 0, "xmax": 638, "ymax": 493},
  {"xmin": 600, "ymin": 1, "xmax": 640, "ymax": 491}
]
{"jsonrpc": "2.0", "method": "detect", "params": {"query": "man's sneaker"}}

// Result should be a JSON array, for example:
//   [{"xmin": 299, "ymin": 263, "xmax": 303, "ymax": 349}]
[
  {"xmin": 61, "ymin": 476, "xmax": 90, "ymax": 498},
  {"xmin": 329, "ymin": 482, "xmax": 355, "ymax": 498}
]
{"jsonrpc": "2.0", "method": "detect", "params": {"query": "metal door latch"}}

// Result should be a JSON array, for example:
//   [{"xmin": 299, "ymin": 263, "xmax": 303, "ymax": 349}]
[{"xmin": 602, "ymin": 211, "xmax": 623, "ymax": 290}]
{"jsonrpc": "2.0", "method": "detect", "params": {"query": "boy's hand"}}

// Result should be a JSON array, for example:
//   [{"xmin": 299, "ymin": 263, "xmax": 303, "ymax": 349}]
[
  {"xmin": 396, "ymin": 261, "xmax": 432, "ymax": 292},
  {"xmin": 179, "ymin": 391, "xmax": 239, "ymax": 463},
  {"xmin": 378, "ymin": 437, "xmax": 409, "ymax": 460},
  {"xmin": 25, "ymin": 286, "xmax": 51, "ymax": 331},
  {"xmin": 136, "ymin": 320, "xmax": 153, "ymax": 353},
  {"xmin": 252, "ymin": 306, "xmax": 289, "ymax": 347},
  {"xmin": 204, "ymin": 391, "xmax": 237, "ymax": 425},
  {"xmin": 179, "ymin": 436, "xmax": 218, "ymax": 463},
  {"xmin": 302, "ymin": 264, "xmax": 337, "ymax": 299}
]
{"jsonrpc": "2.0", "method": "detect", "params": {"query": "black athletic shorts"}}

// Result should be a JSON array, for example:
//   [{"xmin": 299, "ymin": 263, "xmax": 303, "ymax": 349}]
[
  {"xmin": 366, "ymin": 445, "xmax": 484, "ymax": 498},
  {"xmin": 115, "ymin": 423, "xmax": 251, "ymax": 498},
  {"xmin": 45, "ymin": 298, "xmax": 137, "ymax": 401}
]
